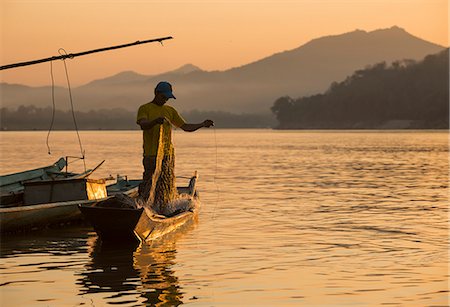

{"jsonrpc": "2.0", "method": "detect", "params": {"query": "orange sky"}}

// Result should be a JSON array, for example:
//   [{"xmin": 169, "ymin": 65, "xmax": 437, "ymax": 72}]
[{"xmin": 1, "ymin": 0, "xmax": 448, "ymax": 87}]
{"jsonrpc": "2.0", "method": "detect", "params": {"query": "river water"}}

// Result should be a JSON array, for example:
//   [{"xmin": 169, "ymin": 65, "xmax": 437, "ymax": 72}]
[{"xmin": 0, "ymin": 130, "xmax": 448, "ymax": 306}]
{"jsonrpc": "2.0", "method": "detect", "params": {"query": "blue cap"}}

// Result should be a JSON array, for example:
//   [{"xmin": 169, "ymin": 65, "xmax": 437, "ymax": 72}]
[{"xmin": 155, "ymin": 81, "xmax": 176, "ymax": 99}]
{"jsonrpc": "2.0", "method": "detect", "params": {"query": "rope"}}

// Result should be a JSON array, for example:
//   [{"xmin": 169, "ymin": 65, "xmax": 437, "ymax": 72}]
[
  {"xmin": 212, "ymin": 126, "xmax": 220, "ymax": 219},
  {"xmin": 46, "ymin": 59, "xmax": 56, "ymax": 154},
  {"xmin": 210, "ymin": 125, "xmax": 219, "ymax": 303},
  {"xmin": 58, "ymin": 48, "xmax": 86, "ymax": 171}
]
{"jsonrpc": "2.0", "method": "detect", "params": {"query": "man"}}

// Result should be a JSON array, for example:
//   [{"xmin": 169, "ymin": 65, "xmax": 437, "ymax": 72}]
[{"xmin": 136, "ymin": 81, "xmax": 214, "ymax": 201}]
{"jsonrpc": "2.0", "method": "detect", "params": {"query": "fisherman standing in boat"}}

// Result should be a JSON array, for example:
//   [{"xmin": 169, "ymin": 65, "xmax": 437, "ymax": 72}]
[{"xmin": 136, "ymin": 81, "xmax": 214, "ymax": 202}]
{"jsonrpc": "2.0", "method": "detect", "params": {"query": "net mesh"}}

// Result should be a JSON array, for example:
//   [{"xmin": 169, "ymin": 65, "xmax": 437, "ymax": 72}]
[
  {"xmin": 108, "ymin": 125, "xmax": 185, "ymax": 217},
  {"xmin": 141, "ymin": 125, "xmax": 179, "ymax": 216}
]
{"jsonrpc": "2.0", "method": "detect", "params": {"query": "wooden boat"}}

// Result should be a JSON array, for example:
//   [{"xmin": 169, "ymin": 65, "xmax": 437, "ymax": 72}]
[
  {"xmin": 0, "ymin": 176, "xmax": 141, "ymax": 233},
  {"xmin": 78, "ymin": 173, "xmax": 199, "ymax": 243},
  {"xmin": 0, "ymin": 157, "xmax": 102, "ymax": 207}
]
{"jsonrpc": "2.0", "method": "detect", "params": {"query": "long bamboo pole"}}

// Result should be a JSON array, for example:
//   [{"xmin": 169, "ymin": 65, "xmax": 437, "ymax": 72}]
[{"xmin": 0, "ymin": 36, "xmax": 173, "ymax": 70}]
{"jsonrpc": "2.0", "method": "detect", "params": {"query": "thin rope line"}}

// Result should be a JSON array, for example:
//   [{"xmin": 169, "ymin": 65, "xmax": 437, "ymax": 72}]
[
  {"xmin": 59, "ymin": 48, "xmax": 86, "ymax": 171},
  {"xmin": 210, "ymin": 125, "xmax": 219, "ymax": 303},
  {"xmin": 46, "ymin": 59, "xmax": 56, "ymax": 154},
  {"xmin": 212, "ymin": 126, "xmax": 220, "ymax": 219}
]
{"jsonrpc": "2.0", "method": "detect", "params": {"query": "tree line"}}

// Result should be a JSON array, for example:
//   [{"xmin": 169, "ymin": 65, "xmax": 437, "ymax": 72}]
[
  {"xmin": 0, "ymin": 106, "xmax": 275, "ymax": 130},
  {"xmin": 271, "ymin": 49, "xmax": 449, "ymax": 129}
]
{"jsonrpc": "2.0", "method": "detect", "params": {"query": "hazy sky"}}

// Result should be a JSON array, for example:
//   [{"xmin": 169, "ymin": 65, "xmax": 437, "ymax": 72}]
[{"xmin": 1, "ymin": 0, "xmax": 448, "ymax": 86}]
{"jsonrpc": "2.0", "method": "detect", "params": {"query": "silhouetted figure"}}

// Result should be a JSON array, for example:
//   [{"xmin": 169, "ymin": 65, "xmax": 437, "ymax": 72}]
[{"xmin": 136, "ymin": 81, "xmax": 213, "ymax": 203}]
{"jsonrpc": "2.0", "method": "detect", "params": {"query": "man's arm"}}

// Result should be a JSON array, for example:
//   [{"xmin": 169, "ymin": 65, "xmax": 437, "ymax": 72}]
[
  {"xmin": 181, "ymin": 119, "xmax": 214, "ymax": 132},
  {"xmin": 137, "ymin": 117, "xmax": 165, "ymax": 130}
]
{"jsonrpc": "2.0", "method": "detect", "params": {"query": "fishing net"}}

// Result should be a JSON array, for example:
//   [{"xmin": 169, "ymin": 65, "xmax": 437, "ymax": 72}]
[
  {"xmin": 140, "ymin": 125, "xmax": 179, "ymax": 216},
  {"xmin": 109, "ymin": 125, "xmax": 191, "ymax": 217}
]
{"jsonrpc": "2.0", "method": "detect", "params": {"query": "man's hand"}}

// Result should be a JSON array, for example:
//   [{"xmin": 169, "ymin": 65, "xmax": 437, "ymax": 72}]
[
  {"xmin": 203, "ymin": 119, "xmax": 214, "ymax": 128},
  {"xmin": 155, "ymin": 117, "xmax": 166, "ymax": 125}
]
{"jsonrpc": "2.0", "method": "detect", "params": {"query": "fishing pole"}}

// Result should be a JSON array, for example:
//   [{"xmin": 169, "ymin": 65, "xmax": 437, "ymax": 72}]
[{"xmin": 0, "ymin": 36, "xmax": 173, "ymax": 70}]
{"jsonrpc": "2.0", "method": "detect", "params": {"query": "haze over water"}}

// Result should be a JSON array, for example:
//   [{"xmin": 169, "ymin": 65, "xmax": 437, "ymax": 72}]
[{"xmin": 0, "ymin": 130, "xmax": 448, "ymax": 306}]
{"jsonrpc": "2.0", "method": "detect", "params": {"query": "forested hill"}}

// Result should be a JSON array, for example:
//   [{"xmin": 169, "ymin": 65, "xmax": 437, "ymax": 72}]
[
  {"xmin": 271, "ymin": 49, "xmax": 449, "ymax": 129},
  {"xmin": 1, "ymin": 27, "xmax": 444, "ymax": 114}
]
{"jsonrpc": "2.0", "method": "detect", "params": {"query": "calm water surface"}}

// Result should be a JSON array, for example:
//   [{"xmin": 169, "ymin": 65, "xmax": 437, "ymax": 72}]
[{"xmin": 0, "ymin": 130, "xmax": 448, "ymax": 306}]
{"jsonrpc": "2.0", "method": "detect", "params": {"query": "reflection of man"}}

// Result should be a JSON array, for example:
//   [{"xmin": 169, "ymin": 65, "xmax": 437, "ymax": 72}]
[{"xmin": 136, "ymin": 81, "xmax": 214, "ymax": 200}]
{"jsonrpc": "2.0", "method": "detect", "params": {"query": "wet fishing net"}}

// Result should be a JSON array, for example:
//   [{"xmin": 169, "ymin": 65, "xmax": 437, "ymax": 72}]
[
  {"xmin": 105, "ymin": 125, "xmax": 192, "ymax": 217},
  {"xmin": 138, "ymin": 125, "xmax": 187, "ymax": 216}
]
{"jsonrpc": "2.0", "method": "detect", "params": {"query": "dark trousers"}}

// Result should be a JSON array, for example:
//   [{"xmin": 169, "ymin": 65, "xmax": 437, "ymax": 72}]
[{"xmin": 138, "ymin": 155, "xmax": 157, "ymax": 200}]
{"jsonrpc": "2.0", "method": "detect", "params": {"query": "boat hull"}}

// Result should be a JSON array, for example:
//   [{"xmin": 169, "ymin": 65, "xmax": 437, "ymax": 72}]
[
  {"xmin": 78, "ymin": 206, "xmax": 144, "ymax": 241},
  {"xmin": 0, "ymin": 179, "xmax": 140, "ymax": 233},
  {"xmin": 0, "ymin": 158, "xmax": 106, "ymax": 207},
  {"xmin": 0, "ymin": 158, "xmax": 67, "ymax": 206},
  {"xmin": 80, "ymin": 174, "xmax": 199, "ymax": 243},
  {"xmin": 134, "ymin": 201, "xmax": 199, "ymax": 242},
  {"xmin": 0, "ymin": 200, "xmax": 84, "ymax": 232}
]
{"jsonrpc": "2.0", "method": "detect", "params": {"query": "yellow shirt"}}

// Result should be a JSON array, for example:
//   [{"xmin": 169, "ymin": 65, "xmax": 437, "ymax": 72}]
[{"xmin": 136, "ymin": 103, "xmax": 186, "ymax": 156}]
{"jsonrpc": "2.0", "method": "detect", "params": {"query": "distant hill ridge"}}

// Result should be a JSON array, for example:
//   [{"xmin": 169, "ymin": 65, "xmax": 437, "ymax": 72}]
[
  {"xmin": 1, "ymin": 26, "xmax": 445, "ymax": 114},
  {"xmin": 85, "ymin": 64, "xmax": 202, "ymax": 86},
  {"xmin": 272, "ymin": 48, "xmax": 449, "ymax": 129}
]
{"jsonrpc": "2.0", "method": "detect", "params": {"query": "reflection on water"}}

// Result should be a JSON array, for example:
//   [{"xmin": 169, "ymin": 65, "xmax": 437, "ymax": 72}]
[
  {"xmin": 1, "ymin": 130, "xmax": 448, "ymax": 306},
  {"xmin": 0, "ymin": 226, "xmax": 92, "ymax": 306},
  {"xmin": 78, "ymin": 238, "xmax": 142, "ymax": 303},
  {"xmin": 77, "ymin": 221, "xmax": 197, "ymax": 306},
  {"xmin": 135, "ymin": 241, "xmax": 183, "ymax": 306},
  {"xmin": 1, "ymin": 221, "xmax": 197, "ymax": 306},
  {"xmin": 0, "ymin": 226, "xmax": 90, "ymax": 259}
]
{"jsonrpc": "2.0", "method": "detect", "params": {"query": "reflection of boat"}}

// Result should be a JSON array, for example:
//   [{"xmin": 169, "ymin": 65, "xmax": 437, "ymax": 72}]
[
  {"xmin": 79, "ymin": 173, "xmax": 199, "ymax": 243},
  {"xmin": 0, "ymin": 176, "xmax": 141, "ymax": 233},
  {"xmin": 0, "ymin": 157, "xmax": 92, "ymax": 206},
  {"xmin": 0, "ymin": 224, "xmax": 92, "ymax": 258},
  {"xmin": 78, "ymin": 221, "xmax": 196, "ymax": 305},
  {"xmin": 78, "ymin": 237, "xmax": 141, "ymax": 298},
  {"xmin": 134, "ymin": 236, "xmax": 186, "ymax": 305}
]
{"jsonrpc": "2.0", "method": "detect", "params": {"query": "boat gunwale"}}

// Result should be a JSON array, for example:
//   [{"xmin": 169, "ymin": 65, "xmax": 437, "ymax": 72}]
[
  {"xmin": 0, "ymin": 186, "xmax": 139, "ymax": 213},
  {"xmin": 147, "ymin": 205, "xmax": 196, "ymax": 222},
  {"xmin": 79, "ymin": 205, "xmax": 144, "ymax": 212},
  {"xmin": 0, "ymin": 158, "xmax": 66, "ymax": 183},
  {"xmin": 78, "ymin": 193, "xmax": 197, "ymax": 222}
]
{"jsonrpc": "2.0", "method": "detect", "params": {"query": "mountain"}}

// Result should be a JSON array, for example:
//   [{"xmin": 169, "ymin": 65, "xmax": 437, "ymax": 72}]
[
  {"xmin": 272, "ymin": 49, "xmax": 449, "ymax": 129},
  {"xmin": 86, "ymin": 71, "xmax": 150, "ymax": 86},
  {"xmin": 1, "ymin": 26, "xmax": 445, "ymax": 114},
  {"xmin": 84, "ymin": 64, "xmax": 202, "ymax": 86},
  {"xmin": 169, "ymin": 64, "xmax": 202, "ymax": 75}
]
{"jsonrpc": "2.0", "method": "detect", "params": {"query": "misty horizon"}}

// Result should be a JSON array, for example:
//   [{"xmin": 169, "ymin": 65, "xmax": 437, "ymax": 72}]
[
  {"xmin": 1, "ymin": 26, "xmax": 447, "ymax": 88},
  {"xmin": 1, "ymin": 25, "xmax": 445, "ymax": 119}
]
